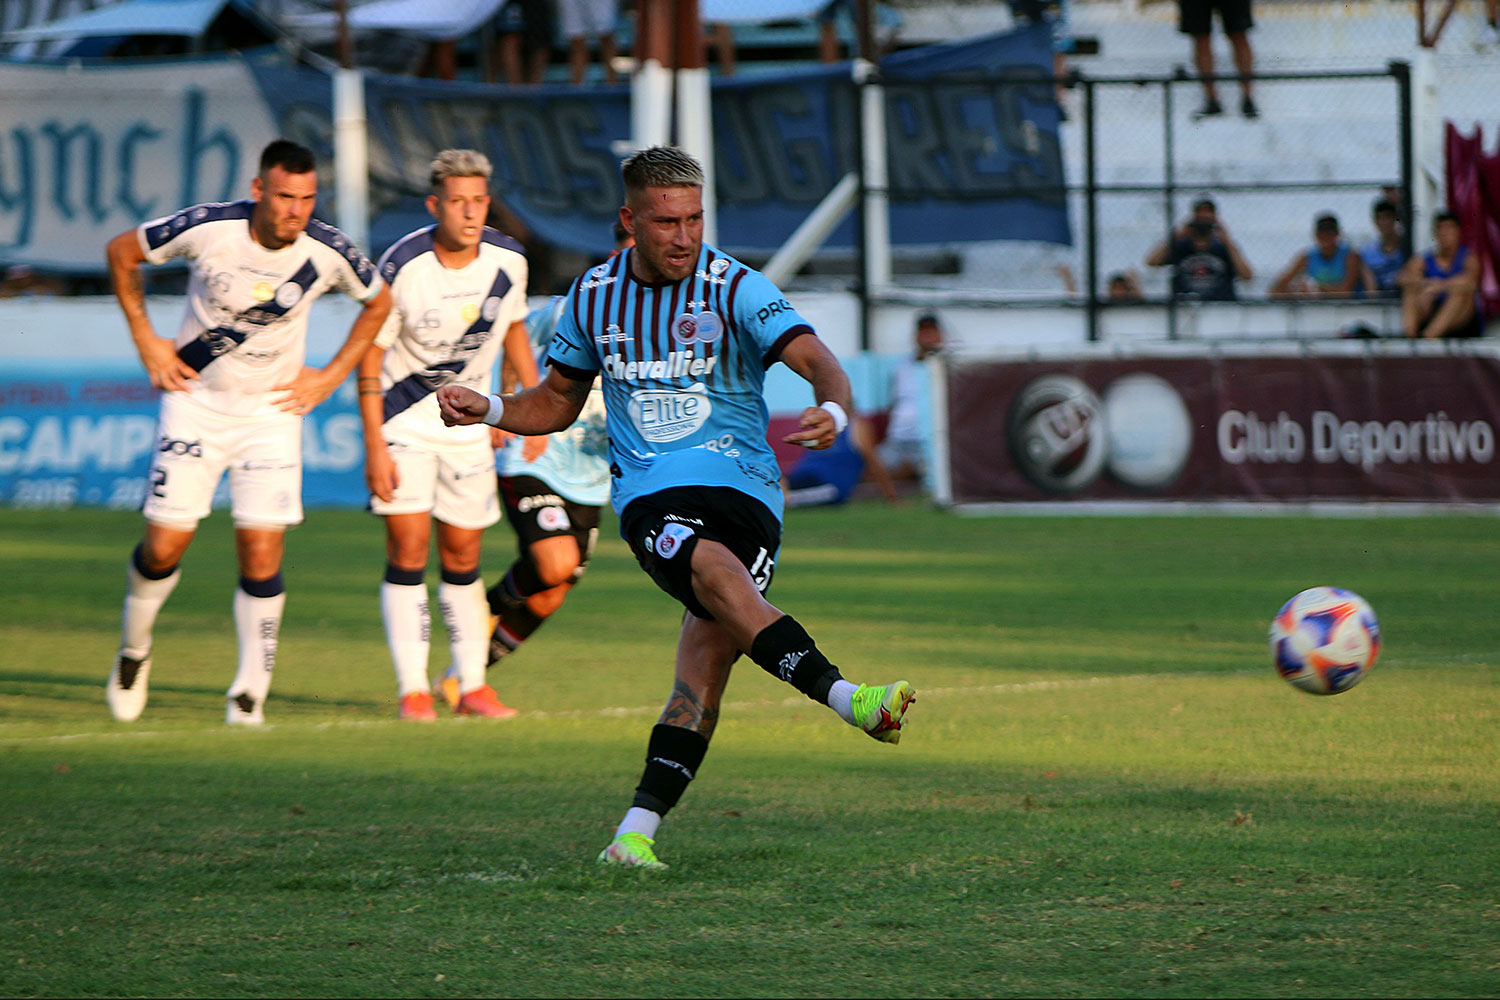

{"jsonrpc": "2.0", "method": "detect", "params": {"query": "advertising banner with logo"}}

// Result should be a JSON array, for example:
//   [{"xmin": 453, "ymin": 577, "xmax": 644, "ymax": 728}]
[
  {"xmin": 943, "ymin": 346, "xmax": 1500, "ymax": 506},
  {"xmin": 0, "ymin": 370, "xmax": 366, "ymax": 511}
]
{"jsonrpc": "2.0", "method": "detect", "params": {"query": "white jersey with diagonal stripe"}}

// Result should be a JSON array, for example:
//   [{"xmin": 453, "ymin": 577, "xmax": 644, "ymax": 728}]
[
  {"xmin": 373, "ymin": 225, "xmax": 529, "ymax": 449},
  {"xmin": 137, "ymin": 200, "xmax": 383, "ymax": 416}
]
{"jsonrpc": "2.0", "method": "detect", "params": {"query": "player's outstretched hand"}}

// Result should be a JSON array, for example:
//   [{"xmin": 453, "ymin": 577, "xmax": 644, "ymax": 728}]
[
  {"xmin": 784, "ymin": 404, "xmax": 836, "ymax": 450},
  {"xmin": 438, "ymin": 385, "xmax": 489, "ymax": 427},
  {"xmin": 271, "ymin": 366, "xmax": 340, "ymax": 415},
  {"xmin": 137, "ymin": 334, "xmax": 199, "ymax": 393}
]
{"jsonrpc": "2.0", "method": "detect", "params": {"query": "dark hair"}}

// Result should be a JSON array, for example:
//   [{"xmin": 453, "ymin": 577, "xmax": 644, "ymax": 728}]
[
  {"xmin": 1372, "ymin": 198, "xmax": 1398, "ymax": 217},
  {"xmin": 1193, "ymin": 197, "xmax": 1216, "ymax": 213},
  {"xmin": 1433, "ymin": 210, "xmax": 1458, "ymax": 227},
  {"xmin": 259, "ymin": 139, "xmax": 316, "ymax": 176},
  {"xmin": 1314, "ymin": 213, "xmax": 1340, "ymax": 233},
  {"xmin": 915, "ymin": 312, "xmax": 940, "ymax": 328}
]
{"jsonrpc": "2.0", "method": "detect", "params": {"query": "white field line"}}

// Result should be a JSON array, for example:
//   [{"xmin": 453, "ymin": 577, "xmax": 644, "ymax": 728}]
[{"xmin": 1, "ymin": 670, "xmax": 1258, "ymax": 745}]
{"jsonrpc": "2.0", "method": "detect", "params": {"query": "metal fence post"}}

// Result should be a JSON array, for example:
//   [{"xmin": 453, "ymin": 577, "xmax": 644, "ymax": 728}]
[{"xmin": 1084, "ymin": 76, "xmax": 1099, "ymax": 342}]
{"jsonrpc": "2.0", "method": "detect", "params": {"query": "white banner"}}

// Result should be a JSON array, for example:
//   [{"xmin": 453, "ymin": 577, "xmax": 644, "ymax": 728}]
[{"xmin": 0, "ymin": 59, "xmax": 278, "ymax": 271}]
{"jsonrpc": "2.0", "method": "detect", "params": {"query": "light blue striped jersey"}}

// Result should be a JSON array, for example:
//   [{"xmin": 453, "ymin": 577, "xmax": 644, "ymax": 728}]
[
  {"xmin": 497, "ymin": 298, "xmax": 610, "ymax": 506},
  {"xmin": 545, "ymin": 244, "xmax": 815, "ymax": 521}
]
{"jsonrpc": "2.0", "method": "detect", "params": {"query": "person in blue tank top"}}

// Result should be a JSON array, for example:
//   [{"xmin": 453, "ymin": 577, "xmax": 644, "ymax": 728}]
[
  {"xmin": 1400, "ymin": 210, "xmax": 1483, "ymax": 339},
  {"xmin": 437, "ymin": 146, "xmax": 917, "ymax": 870},
  {"xmin": 1358, "ymin": 197, "xmax": 1408, "ymax": 295},
  {"xmin": 1271, "ymin": 213, "xmax": 1363, "ymax": 298}
]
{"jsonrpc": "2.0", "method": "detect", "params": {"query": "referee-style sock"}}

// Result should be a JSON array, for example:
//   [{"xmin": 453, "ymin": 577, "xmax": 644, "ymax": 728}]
[
  {"xmin": 229, "ymin": 574, "xmax": 284, "ymax": 707},
  {"xmin": 748, "ymin": 615, "xmax": 844, "ymax": 707},
  {"xmin": 438, "ymin": 568, "xmax": 489, "ymax": 695},
  {"xmin": 381, "ymin": 566, "xmax": 431, "ymax": 697},
  {"xmin": 120, "ymin": 543, "xmax": 181, "ymax": 658}
]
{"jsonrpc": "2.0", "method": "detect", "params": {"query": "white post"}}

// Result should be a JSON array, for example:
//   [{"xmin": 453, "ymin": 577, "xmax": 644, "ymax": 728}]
[
  {"xmin": 631, "ymin": 58, "xmax": 673, "ymax": 152},
  {"xmin": 332, "ymin": 67, "xmax": 369, "ymax": 252},
  {"xmin": 763, "ymin": 172, "xmax": 860, "ymax": 286},
  {"xmin": 1411, "ymin": 48, "xmax": 1443, "ymax": 241},
  {"xmin": 676, "ymin": 65, "xmax": 717, "ymax": 246},
  {"xmin": 856, "ymin": 59, "xmax": 891, "ymax": 292}
]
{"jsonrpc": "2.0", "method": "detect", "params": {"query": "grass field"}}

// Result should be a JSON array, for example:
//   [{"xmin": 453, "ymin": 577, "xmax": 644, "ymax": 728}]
[{"xmin": 1, "ymin": 503, "xmax": 1498, "ymax": 998}]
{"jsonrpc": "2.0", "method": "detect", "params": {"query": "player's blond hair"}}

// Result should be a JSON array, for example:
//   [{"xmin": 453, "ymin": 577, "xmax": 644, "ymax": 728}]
[
  {"xmin": 429, "ymin": 149, "xmax": 493, "ymax": 192},
  {"xmin": 621, "ymin": 146, "xmax": 704, "ymax": 201}
]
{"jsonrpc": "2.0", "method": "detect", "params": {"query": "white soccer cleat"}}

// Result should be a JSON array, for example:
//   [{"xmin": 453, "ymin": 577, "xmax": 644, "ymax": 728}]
[
  {"xmin": 106, "ymin": 651, "xmax": 151, "ymax": 722},
  {"xmin": 226, "ymin": 692, "xmax": 265, "ymax": 726}
]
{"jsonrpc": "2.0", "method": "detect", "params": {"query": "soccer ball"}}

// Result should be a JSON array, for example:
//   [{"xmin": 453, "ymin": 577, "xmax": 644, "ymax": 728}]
[{"xmin": 1268, "ymin": 587, "xmax": 1380, "ymax": 695}]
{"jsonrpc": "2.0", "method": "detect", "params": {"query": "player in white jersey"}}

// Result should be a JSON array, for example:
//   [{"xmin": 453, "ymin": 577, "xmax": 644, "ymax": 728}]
[
  {"xmin": 103, "ymin": 139, "xmax": 392, "ymax": 725},
  {"xmin": 358, "ymin": 149, "xmax": 535, "ymax": 721},
  {"xmin": 435, "ymin": 224, "xmax": 626, "ymax": 711},
  {"xmin": 438, "ymin": 147, "xmax": 915, "ymax": 870}
]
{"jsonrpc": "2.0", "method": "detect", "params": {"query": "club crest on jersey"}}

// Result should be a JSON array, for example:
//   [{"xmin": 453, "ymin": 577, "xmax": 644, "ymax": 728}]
[
  {"xmin": 481, "ymin": 296, "xmax": 501, "ymax": 322},
  {"xmin": 252, "ymin": 281, "xmax": 274, "ymax": 302},
  {"xmin": 275, "ymin": 283, "xmax": 303, "ymax": 309},
  {"xmin": 628, "ymin": 383, "xmax": 712, "ymax": 442},
  {"xmin": 673, "ymin": 311, "xmax": 722, "ymax": 345},
  {"xmin": 655, "ymin": 522, "xmax": 695, "ymax": 558},
  {"xmin": 709, "ymin": 258, "xmax": 730, "ymax": 275}
]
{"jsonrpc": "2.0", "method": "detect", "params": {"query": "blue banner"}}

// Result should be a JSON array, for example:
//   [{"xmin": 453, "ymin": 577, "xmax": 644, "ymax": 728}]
[
  {"xmin": 0, "ymin": 368, "xmax": 367, "ymax": 511},
  {"xmin": 251, "ymin": 25, "xmax": 1068, "ymax": 260}
]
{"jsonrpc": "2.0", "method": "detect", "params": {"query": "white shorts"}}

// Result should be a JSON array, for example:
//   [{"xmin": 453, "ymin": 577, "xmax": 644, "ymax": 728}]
[
  {"xmin": 143, "ymin": 391, "xmax": 303, "ymax": 527},
  {"xmin": 369, "ymin": 436, "xmax": 501, "ymax": 530},
  {"xmin": 559, "ymin": 0, "xmax": 617, "ymax": 38}
]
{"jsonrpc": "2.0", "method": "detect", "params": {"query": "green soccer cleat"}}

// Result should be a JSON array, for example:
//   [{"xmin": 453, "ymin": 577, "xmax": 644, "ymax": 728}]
[
  {"xmin": 851, "ymin": 680, "xmax": 916, "ymax": 744},
  {"xmin": 597, "ymin": 832, "xmax": 668, "ymax": 870}
]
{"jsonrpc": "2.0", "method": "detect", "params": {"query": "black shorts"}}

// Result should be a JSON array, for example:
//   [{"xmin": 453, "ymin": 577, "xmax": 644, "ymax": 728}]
[
  {"xmin": 500, "ymin": 475, "xmax": 601, "ymax": 565},
  {"xmin": 1178, "ymin": 0, "xmax": 1253, "ymax": 36},
  {"xmin": 620, "ymin": 486, "xmax": 782, "ymax": 621}
]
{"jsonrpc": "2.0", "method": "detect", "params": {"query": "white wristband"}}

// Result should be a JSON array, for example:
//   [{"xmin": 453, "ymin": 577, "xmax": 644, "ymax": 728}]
[
  {"xmin": 481, "ymin": 393, "xmax": 505, "ymax": 427},
  {"xmin": 819, "ymin": 400, "xmax": 849, "ymax": 435}
]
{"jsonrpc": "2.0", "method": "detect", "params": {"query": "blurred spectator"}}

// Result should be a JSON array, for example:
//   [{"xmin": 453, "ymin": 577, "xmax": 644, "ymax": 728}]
[
  {"xmin": 1480, "ymin": 0, "xmax": 1500, "ymax": 49},
  {"xmin": 1145, "ymin": 201, "xmax": 1253, "ymax": 300},
  {"xmin": 1107, "ymin": 270, "xmax": 1144, "ymax": 302},
  {"xmin": 1270, "ymin": 213, "xmax": 1363, "ymax": 299},
  {"xmin": 1400, "ymin": 211, "xmax": 1483, "ymax": 339},
  {"xmin": 1359, "ymin": 198, "xmax": 1408, "ymax": 295},
  {"xmin": 782, "ymin": 415, "xmax": 899, "ymax": 507},
  {"xmin": 561, "ymin": 0, "xmax": 619, "ymax": 84},
  {"xmin": 879, "ymin": 313, "xmax": 943, "ymax": 488},
  {"xmin": 1008, "ymin": 0, "xmax": 1075, "ymax": 111},
  {"xmin": 1178, "ymin": 0, "xmax": 1257, "ymax": 120},
  {"xmin": 492, "ymin": 0, "xmax": 555, "ymax": 85},
  {"xmin": 0, "ymin": 265, "xmax": 67, "ymax": 298}
]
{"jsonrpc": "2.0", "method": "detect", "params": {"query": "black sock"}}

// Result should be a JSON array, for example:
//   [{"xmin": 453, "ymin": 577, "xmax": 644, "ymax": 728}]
[
  {"xmin": 632, "ymin": 724, "xmax": 710, "ymax": 815},
  {"xmin": 748, "ymin": 615, "xmax": 843, "ymax": 704}
]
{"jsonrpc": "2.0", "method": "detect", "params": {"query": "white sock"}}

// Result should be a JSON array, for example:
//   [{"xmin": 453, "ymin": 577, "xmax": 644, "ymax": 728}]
[
  {"xmin": 616, "ymin": 806, "xmax": 662, "ymax": 840},
  {"xmin": 229, "ymin": 586, "xmax": 284, "ymax": 705},
  {"xmin": 120, "ymin": 560, "xmax": 181, "ymax": 658},
  {"xmin": 438, "ymin": 576, "xmax": 489, "ymax": 695},
  {"xmin": 828, "ymin": 679, "xmax": 859, "ymax": 725},
  {"xmin": 381, "ymin": 582, "xmax": 431, "ymax": 696}
]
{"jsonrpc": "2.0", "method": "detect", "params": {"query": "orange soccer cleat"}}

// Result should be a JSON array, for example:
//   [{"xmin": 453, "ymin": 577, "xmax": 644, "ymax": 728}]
[
  {"xmin": 399, "ymin": 690, "xmax": 438, "ymax": 721},
  {"xmin": 455, "ymin": 685, "xmax": 518, "ymax": 719}
]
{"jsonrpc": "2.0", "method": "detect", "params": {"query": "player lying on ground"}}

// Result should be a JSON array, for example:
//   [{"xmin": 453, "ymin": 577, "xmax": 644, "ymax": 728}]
[{"xmin": 437, "ymin": 145, "xmax": 915, "ymax": 869}]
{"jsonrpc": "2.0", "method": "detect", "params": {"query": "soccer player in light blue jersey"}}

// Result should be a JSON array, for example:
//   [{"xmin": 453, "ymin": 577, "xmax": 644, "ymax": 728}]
[{"xmin": 438, "ymin": 146, "xmax": 916, "ymax": 870}]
